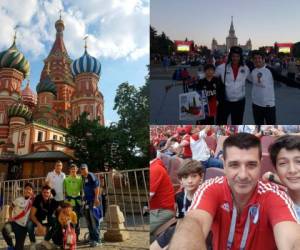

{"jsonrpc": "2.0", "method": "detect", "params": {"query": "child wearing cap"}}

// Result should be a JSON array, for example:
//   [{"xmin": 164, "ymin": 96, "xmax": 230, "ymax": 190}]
[
  {"xmin": 250, "ymin": 50, "xmax": 276, "ymax": 124},
  {"xmin": 150, "ymin": 160, "xmax": 204, "ymax": 250}
]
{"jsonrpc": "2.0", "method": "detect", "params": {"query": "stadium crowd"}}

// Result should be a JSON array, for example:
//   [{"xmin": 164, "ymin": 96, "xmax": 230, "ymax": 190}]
[{"xmin": 150, "ymin": 125, "xmax": 300, "ymax": 250}]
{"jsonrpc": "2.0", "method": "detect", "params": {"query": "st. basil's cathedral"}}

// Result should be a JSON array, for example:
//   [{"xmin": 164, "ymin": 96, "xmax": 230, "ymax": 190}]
[{"xmin": 0, "ymin": 17, "xmax": 104, "ymax": 179}]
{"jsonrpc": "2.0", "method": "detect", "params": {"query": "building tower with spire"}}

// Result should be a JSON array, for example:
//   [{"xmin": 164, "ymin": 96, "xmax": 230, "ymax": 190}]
[
  {"xmin": 211, "ymin": 17, "xmax": 252, "ymax": 53},
  {"xmin": 226, "ymin": 16, "xmax": 238, "ymax": 52},
  {"xmin": 36, "ymin": 15, "xmax": 75, "ymax": 128},
  {"xmin": 71, "ymin": 37, "xmax": 104, "ymax": 125},
  {"xmin": 0, "ymin": 28, "xmax": 30, "ymax": 142},
  {"xmin": 0, "ymin": 14, "xmax": 105, "ymax": 179}
]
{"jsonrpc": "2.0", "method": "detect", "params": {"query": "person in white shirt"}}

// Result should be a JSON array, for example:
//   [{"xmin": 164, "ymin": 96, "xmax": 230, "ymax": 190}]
[
  {"xmin": 250, "ymin": 50, "xmax": 276, "ymax": 125},
  {"xmin": 45, "ymin": 160, "xmax": 66, "ymax": 203},
  {"xmin": 2, "ymin": 182, "xmax": 34, "ymax": 250},
  {"xmin": 215, "ymin": 46, "xmax": 250, "ymax": 124},
  {"xmin": 190, "ymin": 126, "xmax": 223, "ymax": 169}
]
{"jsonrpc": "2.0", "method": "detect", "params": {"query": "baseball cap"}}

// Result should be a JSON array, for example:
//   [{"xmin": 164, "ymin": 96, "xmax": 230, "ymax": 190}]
[{"xmin": 80, "ymin": 163, "xmax": 88, "ymax": 169}]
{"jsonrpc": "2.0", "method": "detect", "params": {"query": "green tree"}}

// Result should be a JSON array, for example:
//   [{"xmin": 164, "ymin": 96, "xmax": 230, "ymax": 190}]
[{"xmin": 114, "ymin": 74, "xmax": 149, "ymax": 159}]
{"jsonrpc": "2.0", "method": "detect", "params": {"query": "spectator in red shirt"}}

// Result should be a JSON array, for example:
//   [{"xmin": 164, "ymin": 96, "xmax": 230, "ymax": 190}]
[
  {"xmin": 169, "ymin": 133, "xmax": 300, "ymax": 250},
  {"xmin": 150, "ymin": 149, "xmax": 175, "ymax": 243}
]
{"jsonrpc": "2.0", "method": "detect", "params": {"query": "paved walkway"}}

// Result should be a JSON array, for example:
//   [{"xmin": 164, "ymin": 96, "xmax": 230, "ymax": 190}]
[
  {"xmin": 0, "ymin": 227, "xmax": 149, "ymax": 250},
  {"xmin": 150, "ymin": 65, "xmax": 300, "ymax": 124}
]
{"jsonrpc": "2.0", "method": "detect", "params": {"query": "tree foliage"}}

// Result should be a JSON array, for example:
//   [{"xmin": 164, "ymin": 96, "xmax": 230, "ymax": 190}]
[
  {"xmin": 150, "ymin": 26, "xmax": 174, "ymax": 55},
  {"xmin": 65, "ymin": 71, "xmax": 149, "ymax": 172}
]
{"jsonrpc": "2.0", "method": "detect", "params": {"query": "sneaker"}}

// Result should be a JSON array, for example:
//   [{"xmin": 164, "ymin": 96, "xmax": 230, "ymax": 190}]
[
  {"xmin": 89, "ymin": 241, "xmax": 102, "ymax": 247},
  {"xmin": 41, "ymin": 240, "xmax": 52, "ymax": 250},
  {"xmin": 29, "ymin": 243, "xmax": 36, "ymax": 250}
]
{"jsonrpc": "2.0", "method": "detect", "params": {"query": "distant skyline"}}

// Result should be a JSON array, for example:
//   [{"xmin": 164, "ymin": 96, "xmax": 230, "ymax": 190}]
[{"xmin": 151, "ymin": 0, "xmax": 300, "ymax": 49}]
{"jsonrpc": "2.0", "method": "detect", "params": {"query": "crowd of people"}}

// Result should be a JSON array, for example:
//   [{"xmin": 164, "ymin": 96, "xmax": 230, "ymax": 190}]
[
  {"xmin": 1, "ymin": 161, "xmax": 104, "ymax": 250},
  {"xmin": 150, "ymin": 128, "xmax": 300, "ymax": 250},
  {"xmin": 163, "ymin": 46, "xmax": 300, "ymax": 125}
]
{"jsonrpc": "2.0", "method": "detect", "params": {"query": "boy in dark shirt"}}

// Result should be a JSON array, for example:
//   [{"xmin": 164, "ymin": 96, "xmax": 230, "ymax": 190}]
[
  {"xmin": 150, "ymin": 160, "xmax": 204, "ymax": 250},
  {"xmin": 196, "ymin": 64, "xmax": 223, "ymax": 124}
]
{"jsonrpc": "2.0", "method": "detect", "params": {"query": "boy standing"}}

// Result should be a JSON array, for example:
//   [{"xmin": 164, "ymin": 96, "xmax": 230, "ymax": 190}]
[
  {"xmin": 196, "ymin": 64, "xmax": 224, "ymax": 124},
  {"xmin": 250, "ymin": 50, "xmax": 276, "ymax": 124}
]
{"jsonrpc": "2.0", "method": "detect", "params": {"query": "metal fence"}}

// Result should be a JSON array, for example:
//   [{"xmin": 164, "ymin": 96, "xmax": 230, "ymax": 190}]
[{"xmin": 0, "ymin": 168, "xmax": 149, "ymax": 232}]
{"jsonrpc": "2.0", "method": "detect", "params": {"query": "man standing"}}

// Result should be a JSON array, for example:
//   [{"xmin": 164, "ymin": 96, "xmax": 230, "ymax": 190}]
[
  {"xmin": 64, "ymin": 163, "xmax": 83, "ymax": 240},
  {"xmin": 28, "ymin": 185, "xmax": 59, "ymax": 250},
  {"xmin": 169, "ymin": 133, "xmax": 300, "ymax": 250},
  {"xmin": 45, "ymin": 160, "xmax": 66, "ymax": 204},
  {"xmin": 80, "ymin": 164, "xmax": 102, "ymax": 247},
  {"xmin": 2, "ymin": 183, "xmax": 34, "ymax": 250}
]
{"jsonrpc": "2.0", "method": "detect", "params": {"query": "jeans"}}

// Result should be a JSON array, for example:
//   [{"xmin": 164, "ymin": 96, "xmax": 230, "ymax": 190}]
[
  {"xmin": 201, "ymin": 156, "xmax": 223, "ymax": 169},
  {"xmin": 27, "ymin": 216, "xmax": 56, "ymax": 243},
  {"xmin": 83, "ymin": 204, "xmax": 101, "ymax": 243},
  {"xmin": 2, "ymin": 221, "xmax": 27, "ymax": 250}
]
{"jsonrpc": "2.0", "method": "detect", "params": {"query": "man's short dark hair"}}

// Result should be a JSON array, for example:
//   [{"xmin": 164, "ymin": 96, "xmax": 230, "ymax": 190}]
[
  {"xmin": 223, "ymin": 133, "xmax": 262, "ymax": 160},
  {"xmin": 24, "ymin": 182, "xmax": 34, "ymax": 189},
  {"xmin": 269, "ymin": 135, "xmax": 300, "ymax": 167},
  {"xmin": 177, "ymin": 160, "xmax": 204, "ymax": 179},
  {"xmin": 42, "ymin": 185, "xmax": 52, "ymax": 191},
  {"xmin": 251, "ymin": 50, "xmax": 265, "ymax": 58},
  {"xmin": 204, "ymin": 64, "xmax": 215, "ymax": 71}
]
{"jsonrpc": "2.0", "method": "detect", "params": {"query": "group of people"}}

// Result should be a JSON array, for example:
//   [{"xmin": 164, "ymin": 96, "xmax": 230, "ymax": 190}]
[
  {"xmin": 1, "ymin": 161, "xmax": 103, "ymax": 250},
  {"xmin": 150, "ymin": 131, "xmax": 300, "ymax": 250},
  {"xmin": 177, "ymin": 47, "xmax": 279, "ymax": 125}
]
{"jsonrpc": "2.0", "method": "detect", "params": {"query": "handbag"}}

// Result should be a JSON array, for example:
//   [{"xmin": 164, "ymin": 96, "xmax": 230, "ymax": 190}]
[{"xmin": 63, "ymin": 221, "xmax": 76, "ymax": 249}]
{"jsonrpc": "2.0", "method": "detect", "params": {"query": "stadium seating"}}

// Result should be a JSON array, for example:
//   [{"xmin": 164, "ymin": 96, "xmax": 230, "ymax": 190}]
[{"xmin": 204, "ymin": 167, "xmax": 225, "ymax": 181}]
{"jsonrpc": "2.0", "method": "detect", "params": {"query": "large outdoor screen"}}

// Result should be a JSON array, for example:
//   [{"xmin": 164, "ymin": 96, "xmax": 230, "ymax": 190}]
[
  {"xmin": 177, "ymin": 45, "xmax": 190, "ymax": 52},
  {"xmin": 278, "ymin": 47, "xmax": 291, "ymax": 53}
]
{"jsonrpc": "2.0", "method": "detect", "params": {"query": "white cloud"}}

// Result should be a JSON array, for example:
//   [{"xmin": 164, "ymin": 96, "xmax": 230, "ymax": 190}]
[{"xmin": 0, "ymin": 0, "xmax": 149, "ymax": 61}]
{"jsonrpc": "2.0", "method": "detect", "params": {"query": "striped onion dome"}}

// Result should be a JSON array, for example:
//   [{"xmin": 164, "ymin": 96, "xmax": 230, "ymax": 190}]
[
  {"xmin": 71, "ymin": 49, "xmax": 101, "ymax": 77},
  {"xmin": 0, "ymin": 41, "xmax": 30, "ymax": 78},
  {"xmin": 36, "ymin": 75, "xmax": 57, "ymax": 95},
  {"xmin": 8, "ymin": 103, "xmax": 32, "ymax": 120},
  {"xmin": 22, "ymin": 82, "xmax": 37, "ymax": 106}
]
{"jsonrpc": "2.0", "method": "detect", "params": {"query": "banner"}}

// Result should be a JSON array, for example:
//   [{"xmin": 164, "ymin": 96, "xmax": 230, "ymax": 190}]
[{"xmin": 179, "ymin": 91, "xmax": 208, "ymax": 121}]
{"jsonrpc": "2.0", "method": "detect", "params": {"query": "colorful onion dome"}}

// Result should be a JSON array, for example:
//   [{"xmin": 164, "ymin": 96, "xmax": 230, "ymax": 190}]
[
  {"xmin": 36, "ymin": 75, "xmax": 57, "ymax": 95},
  {"xmin": 0, "ymin": 40, "xmax": 30, "ymax": 78},
  {"xmin": 22, "ymin": 81, "xmax": 37, "ymax": 106},
  {"xmin": 8, "ymin": 103, "xmax": 32, "ymax": 120},
  {"xmin": 71, "ymin": 49, "xmax": 101, "ymax": 77}
]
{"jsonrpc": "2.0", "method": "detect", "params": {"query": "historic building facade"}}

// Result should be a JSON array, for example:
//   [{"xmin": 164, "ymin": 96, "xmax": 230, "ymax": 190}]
[
  {"xmin": 0, "ymin": 17, "xmax": 104, "ymax": 179},
  {"xmin": 212, "ymin": 17, "xmax": 252, "ymax": 54}
]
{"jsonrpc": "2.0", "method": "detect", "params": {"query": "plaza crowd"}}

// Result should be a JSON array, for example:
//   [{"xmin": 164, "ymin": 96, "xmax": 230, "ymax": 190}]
[
  {"xmin": 162, "ymin": 46, "xmax": 300, "ymax": 125},
  {"xmin": 150, "ymin": 125, "xmax": 300, "ymax": 249},
  {"xmin": 1, "ymin": 161, "xmax": 104, "ymax": 250}
]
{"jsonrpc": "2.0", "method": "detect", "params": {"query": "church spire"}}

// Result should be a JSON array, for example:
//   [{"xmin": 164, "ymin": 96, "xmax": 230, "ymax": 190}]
[
  {"xmin": 48, "ymin": 10, "xmax": 68, "ymax": 57},
  {"xmin": 229, "ymin": 16, "xmax": 235, "ymax": 34}
]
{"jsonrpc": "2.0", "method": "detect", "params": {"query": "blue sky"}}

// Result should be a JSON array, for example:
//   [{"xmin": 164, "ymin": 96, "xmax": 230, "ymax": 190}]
[
  {"xmin": 151, "ymin": 0, "xmax": 300, "ymax": 49},
  {"xmin": 0, "ymin": 0, "xmax": 149, "ymax": 125}
]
